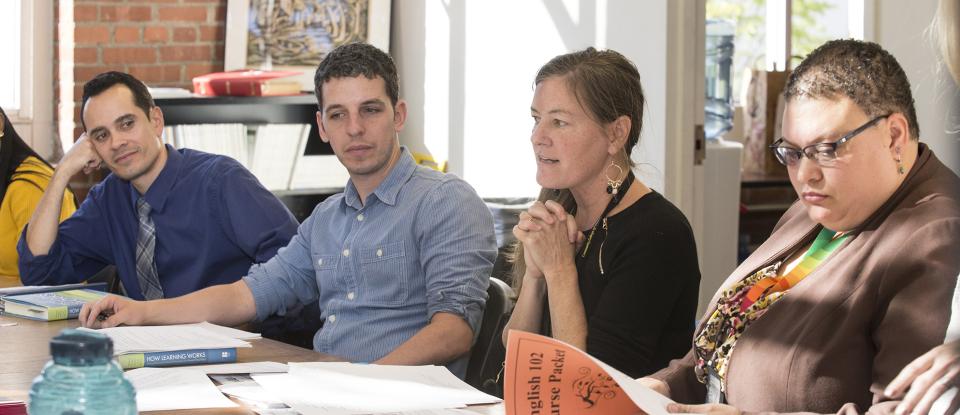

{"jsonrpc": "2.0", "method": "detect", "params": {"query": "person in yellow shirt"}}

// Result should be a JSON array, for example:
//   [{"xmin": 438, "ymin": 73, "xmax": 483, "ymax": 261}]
[{"xmin": 0, "ymin": 107, "xmax": 76, "ymax": 281}]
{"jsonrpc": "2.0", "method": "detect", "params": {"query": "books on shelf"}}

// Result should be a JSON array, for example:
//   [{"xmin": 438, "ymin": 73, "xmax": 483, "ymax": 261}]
[
  {"xmin": 192, "ymin": 70, "xmax": 304, "ymax": 97},
  {"xmin": 0, "ymin": 283, "xmax": 109, "ymax": 321},
  {"xmin": 503, "ymin": 330, "xmax": 678, "ymax": 415},
  {"xmin": 162, "ymin": 123, "xmax": 346, "ymax": 192},
  {"xmin": 290, "ymin": 155, "xmax": 351, "ymax": 191},
  {"xmin": 117, "ymin": 348, "xmax": 238, "ymax": 370},
  {"xmin": 250, "ymin": 124, "xmax": 310, "ymax": 191}
]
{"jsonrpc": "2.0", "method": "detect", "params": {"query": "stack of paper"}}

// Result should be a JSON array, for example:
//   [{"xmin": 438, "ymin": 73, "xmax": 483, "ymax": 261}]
[
  {"xmin": 126, "ymin": 367, "xmax": 238, "ymax": 412},
  {"xmin": 79, "ymin": 322, "xmax": 255, "ymax": 369},
  {"xmin": 251, "ymin": 362, "xmax": 501, "ymax": 414},
  {"xmin": 83, "ymin": 323, "xmax": 253, "ymax": 355},
  {"xmin": 125, "ymin": 362, "xmax": 289, "ymax": 412}
]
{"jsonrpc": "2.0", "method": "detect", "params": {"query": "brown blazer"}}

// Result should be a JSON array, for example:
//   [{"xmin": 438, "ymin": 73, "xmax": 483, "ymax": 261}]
[{"xmin": 651, "ymin": 145, "xmax": 960, "ymax": 415}]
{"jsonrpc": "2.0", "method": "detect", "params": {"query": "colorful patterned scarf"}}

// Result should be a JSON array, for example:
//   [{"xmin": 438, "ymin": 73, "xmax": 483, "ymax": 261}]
[{"xmin": 693, "ymin": 228, "xmax": 848, "ymax": 391}]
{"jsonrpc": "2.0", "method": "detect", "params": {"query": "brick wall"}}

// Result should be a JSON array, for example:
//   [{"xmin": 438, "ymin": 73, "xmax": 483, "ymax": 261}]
[{"xmin": 58, "ymin": 0, "xmax": 228, "ymax": 200}]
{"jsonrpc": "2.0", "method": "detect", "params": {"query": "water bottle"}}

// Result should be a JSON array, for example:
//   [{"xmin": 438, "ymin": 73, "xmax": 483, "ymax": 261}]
[
  {"xmin": 705, "ymin": 19, "xmax": 736, "ymax": 140},
  {"xmin": 29, "ymin": 329, "xmax": 137, "ymax": 415}
]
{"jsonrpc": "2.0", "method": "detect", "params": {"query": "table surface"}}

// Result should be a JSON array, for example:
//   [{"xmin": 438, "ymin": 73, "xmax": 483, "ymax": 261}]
[{"xmin": 0, "ymin": 279, "xmax": 503, "ymax": 414}]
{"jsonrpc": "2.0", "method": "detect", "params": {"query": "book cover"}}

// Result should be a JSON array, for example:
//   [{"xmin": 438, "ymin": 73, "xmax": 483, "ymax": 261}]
[
  {"xmin": 192, "ymin": 70, "xmax": 303, "ymax": 97},
  {"xmin": 0, "ymin": 399, "xmax": 26, "ymax": 415},
  {"xmin": 117, "ymin": 348, "xmax": 238, "ymax": 370},
  {"xmin": 0, "ymin": 282, "xmax": 106, "ymax": 298},
  {"xmin": 1, "ymin": 288, "xmax": 108, "ymax": 321},
  {"xmin": 503, "ymin": 330, "xmax": 676, "ymax": 415}
]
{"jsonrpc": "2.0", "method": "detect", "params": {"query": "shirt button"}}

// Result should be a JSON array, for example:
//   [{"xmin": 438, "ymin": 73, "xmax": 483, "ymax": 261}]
[
  {"xmin": 328, "ymin": 314, "xmax": 336, "ymax": 323},
  {"xmin": 342, "ymin": 249, "xmax": 350, "ymax": 257},
  {"xmin": 357, "ymin": 214, "xmax": 364, "ymax": 222},
  {"xmin": 376, "ymin": 249, "xmax": 383, "ymax": 257},
  {"xmin": 347, "ymin": 292, "xmax": 355, "ymax": 300},
  {"xmin": 317, "ymin": 258, "xmax": 323, "ymax": 266}
]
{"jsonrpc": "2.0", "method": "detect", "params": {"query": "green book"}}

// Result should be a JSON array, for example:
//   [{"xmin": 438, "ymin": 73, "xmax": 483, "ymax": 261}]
[{"xmin": 1, "ymin": 288, "xmax": 108, "ymax": 321}]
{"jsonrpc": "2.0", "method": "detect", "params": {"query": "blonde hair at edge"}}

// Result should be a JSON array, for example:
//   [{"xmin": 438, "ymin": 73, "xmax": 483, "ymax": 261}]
[{"xmin": 934, "ymin": 0, "xmax": 960, "ymax": 83}]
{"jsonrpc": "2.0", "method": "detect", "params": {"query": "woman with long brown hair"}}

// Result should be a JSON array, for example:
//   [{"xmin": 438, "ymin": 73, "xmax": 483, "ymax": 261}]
[
  {"xmin": 0, "ymin": 107, "xmax": 76, "ymax": 281},
  {"xmin": 501, "ymin": 47, "xmax": 701, "ymax": 379}
]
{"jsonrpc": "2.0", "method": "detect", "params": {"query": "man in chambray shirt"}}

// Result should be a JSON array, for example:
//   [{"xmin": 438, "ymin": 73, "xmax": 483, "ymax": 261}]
[{"xmin": 79, "ymin": 43, "xmax": 497, "ymax": 378}]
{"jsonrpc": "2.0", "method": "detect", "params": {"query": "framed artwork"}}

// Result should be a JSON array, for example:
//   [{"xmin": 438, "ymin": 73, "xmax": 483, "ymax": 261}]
[{"xmin": 225, "ymin": 0, "xmax": 392, "ymax": 92}]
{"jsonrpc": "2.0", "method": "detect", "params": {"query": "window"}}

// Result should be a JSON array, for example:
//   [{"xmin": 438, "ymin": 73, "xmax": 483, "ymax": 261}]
[
  {"xmin": 706, "ymin": 0, "xmax": 856, "ymax": 105},
  {"xmin": 0, "ymin": 0, "xmax": 22, "ymax": 112},
  {"xmin": 0, "ymin": 0, "xmax": 54, "ymax": 156}
]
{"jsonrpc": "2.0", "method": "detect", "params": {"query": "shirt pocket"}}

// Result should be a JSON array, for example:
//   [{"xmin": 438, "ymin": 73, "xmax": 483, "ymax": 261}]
[
  {"xmin": 312, "ymin": 253, "xmax": 340, "ymax": 293},
  {"xmin": 358, "ymin": 241, "xmax": 407, "ymax": 306}
]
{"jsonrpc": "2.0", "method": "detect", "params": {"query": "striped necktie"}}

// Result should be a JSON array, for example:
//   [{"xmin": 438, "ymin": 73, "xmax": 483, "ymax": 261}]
[{"xmin": 135, "ymin": 197, "xmax": 164, "ymax": 300}]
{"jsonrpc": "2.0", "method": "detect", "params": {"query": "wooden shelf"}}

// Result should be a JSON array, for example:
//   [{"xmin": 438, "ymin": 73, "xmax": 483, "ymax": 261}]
[
  {"xmin": 155, "ymin": 95, "xmax": 333, "ymax": 156},
  {"xmin": 154, "ymin": 95, "xmax": 342, "ymax": 222}
]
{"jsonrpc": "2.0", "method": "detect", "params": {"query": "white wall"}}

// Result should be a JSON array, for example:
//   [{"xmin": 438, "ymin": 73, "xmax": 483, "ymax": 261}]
[
  {"xmin": 392, "ymin": 1, "xmax": 682, "ymax": 199},
  {"xmin": 869, "ymin": 0, "xmax": 959, "ymax": 174}
]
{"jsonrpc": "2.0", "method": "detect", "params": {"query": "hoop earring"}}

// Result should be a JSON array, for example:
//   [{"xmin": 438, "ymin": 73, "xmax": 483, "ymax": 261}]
[
  {"xmin": 605, "ymin": 162, "xmax": 624, "ymax": 196},
  {"xmin": 895, "ymin": 147, "xmax": 904, "ymax": 175}
]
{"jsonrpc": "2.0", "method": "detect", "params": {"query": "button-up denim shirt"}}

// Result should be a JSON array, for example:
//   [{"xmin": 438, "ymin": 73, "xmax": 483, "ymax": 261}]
[{"xmin": 244, "ymin": 148, "xmax": 496, "ymax": 377}]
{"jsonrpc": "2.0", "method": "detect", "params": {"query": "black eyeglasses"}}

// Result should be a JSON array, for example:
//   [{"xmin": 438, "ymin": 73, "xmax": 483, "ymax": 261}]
[{"xmin": 770, "ymin": 114, "xmax": 891, "ymax": 167}]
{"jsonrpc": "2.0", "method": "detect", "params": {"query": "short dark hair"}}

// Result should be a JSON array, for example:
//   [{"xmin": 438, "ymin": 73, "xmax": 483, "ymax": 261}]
[
  {"xmin": 534, "ymin": 47, "xmax": 646, "ymax": 160},
  {"xmin": 785, "ymin": 39, "xmax": 920, "ymax": 140},
  {"xmin": 313, "ymin": 43, "xmax": 399, "ymax": 110},
  {"xmin": 81, "ymin": 71, "xmax": 156, "ymax": 131}
]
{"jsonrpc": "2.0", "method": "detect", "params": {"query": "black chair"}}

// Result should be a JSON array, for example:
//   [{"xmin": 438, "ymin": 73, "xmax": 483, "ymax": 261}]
[
  {"xmin": 86, "ymin": 265, "xmax": 122, "ymax": 294},
  {"xmin": 465, "ymin": 277, "xmax": 514, "ymax": 396}
]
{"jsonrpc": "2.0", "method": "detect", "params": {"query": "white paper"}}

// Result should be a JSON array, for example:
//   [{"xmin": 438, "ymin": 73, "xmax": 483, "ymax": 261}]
[
  {"xmin": 589, "ymin": 357, "xmax": 676, "ymax": 415},
  {"xmin": 126, "ymin": 367, "xmax": 238, "ymax": 411},
  {"xmin": 219, "ymin": 383, "xmax": 288, "ymax": 409},
  {"xmin": 179, "ymin": 361, "xmax": 288, "ymax": 374},
  {"xmin": 210, "ymin": 374, "xmax": 298, "ymax": 414},
  {"xmin": 80, "ymin": 324, "xmax": 251, "ymax": 355},
  {"xmin": 252, "ymin": 362, "xmax": 500, "ymax": 415},
  {"xmin": 189, "ymin": 321, "xmax": 262, "ymax": 340}
]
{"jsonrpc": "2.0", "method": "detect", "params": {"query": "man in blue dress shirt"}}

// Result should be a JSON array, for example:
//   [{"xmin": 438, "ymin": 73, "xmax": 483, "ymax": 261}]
[
  {"xmin": 19, "ymin": 71, "xmax": 299, "ymax": 300},
  {"xmin": 79, "ymin": 44, "xmax": 497, "ymax": 377}
]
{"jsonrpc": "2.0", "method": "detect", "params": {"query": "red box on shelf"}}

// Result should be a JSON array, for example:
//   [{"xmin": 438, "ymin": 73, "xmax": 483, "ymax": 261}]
[
  {"xmin": 0, "ymin": 400, "xmax": 26, "ymax": 415},
  {"xmin": 192, "ymin": 70, "xmax": 304, "ymax": 97}
]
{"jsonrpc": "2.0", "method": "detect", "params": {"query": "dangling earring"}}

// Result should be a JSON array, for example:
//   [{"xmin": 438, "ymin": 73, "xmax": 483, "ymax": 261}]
[
  {"xmin": 605, "ymin": 162, "xmax": 624, "ymax": 196},
  {"xmin": 895, "ymin": 147, "xmax": 905, "ymax": 175}
]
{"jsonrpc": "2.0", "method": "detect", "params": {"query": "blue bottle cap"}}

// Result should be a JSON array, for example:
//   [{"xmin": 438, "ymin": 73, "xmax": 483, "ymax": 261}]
[{"xmin": 49, "ymin": 329, "xmax": 114, "ymax": 366}]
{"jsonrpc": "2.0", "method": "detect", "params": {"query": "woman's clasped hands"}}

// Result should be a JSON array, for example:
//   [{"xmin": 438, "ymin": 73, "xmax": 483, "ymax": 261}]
[{"xmin": 512, "ymin": 200, "xmax": 584, "ymax": 278}]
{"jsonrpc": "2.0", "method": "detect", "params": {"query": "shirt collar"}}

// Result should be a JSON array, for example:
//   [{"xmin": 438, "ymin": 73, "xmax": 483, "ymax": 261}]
[
  {"xmin": 129, "ymin": 144, "xmax": 181, "ymax": 213},
  {"xmin": 343, "ymin": 146, "xmax": 416, "ymax": 209}
]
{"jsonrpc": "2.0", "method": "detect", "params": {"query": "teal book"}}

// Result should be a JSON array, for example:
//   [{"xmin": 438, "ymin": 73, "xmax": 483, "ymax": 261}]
[
  {"xmin": 0, "ymin": 282, "xmax": 106, "ymax": 297},
  {"xmin": 117, "ymin": 348, "xmax": 238, "ymax": 369},
  {"xmin": 1, "ymin": 288, "xmax": 108, "ymax": 321}
]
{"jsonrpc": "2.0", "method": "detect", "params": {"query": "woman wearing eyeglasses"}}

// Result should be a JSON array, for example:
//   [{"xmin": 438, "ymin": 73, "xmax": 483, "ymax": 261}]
[
  {"xmin": 0, "ymin": 107, "xmax": 77, "ymax": 282},
  {"xmin": 641, "ymin": 39, "xmax": 960, "ymax": 415}
]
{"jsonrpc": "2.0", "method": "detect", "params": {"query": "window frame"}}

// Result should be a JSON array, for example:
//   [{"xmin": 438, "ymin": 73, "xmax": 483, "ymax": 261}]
[{"xmin": 7, "ymin": 0, "xmax": 55, "ymax": 157}]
